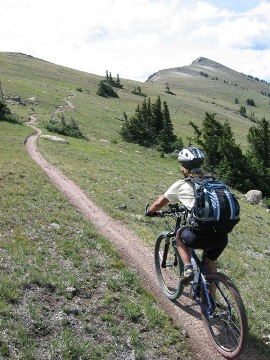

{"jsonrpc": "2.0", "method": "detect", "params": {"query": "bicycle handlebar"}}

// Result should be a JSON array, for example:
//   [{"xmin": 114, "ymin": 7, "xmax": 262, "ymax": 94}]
[
  {"xmin": 144, "ymin": 203, "xmax": 163, "ymax": 217},
  {"xmin": 145, "ymin": 203, "xmax": 187, "ymax": 217}
]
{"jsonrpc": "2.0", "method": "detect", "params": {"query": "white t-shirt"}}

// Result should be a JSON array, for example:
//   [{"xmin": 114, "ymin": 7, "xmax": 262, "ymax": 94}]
[{"xmin": 164, "ymin": 179, "xmax": 195, "ymax": 211}]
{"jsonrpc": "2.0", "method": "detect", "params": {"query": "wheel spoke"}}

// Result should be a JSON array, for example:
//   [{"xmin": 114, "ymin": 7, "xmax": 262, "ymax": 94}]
[
  {"xmin": 154, "ymin": 234, "xmax": 184, "ymax": 300},
  {"xmin": 200, "ymin": 273, "xmax": 248, "ymax": 358}
]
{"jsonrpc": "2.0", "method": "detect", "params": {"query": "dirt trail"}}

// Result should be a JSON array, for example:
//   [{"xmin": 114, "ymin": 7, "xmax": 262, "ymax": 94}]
[{"xmin": 24, "ymin": 126, "xmax": 263, "ymax": 360}]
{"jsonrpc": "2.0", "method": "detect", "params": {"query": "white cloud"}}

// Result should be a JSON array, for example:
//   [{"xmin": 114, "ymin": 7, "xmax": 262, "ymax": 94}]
[
  {"xmin": 0, "ymin": 0, "xmax": 270, "ymax": 82},
  {"xmin": 218, "ymin": 14, "xmax": 270, "ymax": 50}
]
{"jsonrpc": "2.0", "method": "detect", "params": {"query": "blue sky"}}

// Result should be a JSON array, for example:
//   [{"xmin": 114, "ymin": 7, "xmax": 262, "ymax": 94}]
[
  {"xmin": 0, "ymin": 0, "xmax": 270, "ymax": 82},
  {"xmin": 207, "ymin": 0, "xmax": 263, "ymax": 12}
]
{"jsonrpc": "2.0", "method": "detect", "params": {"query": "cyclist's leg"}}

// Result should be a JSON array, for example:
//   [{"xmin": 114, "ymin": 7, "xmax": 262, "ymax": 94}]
[
  {"xmin": 178, "ymin": 229, "xmax": 228, "ymax": 287},
  {"xmin": 177, "ymin": 226, "xmax": 207, "ymax": 263},
  {"xmin": 202, "ymin": 235, "xmax": 228, "ymax": 272},
  {"xmin": 202, "ymin": 253, "xmax": 217, "ymax": 296},
  {"xmin": 202, "ymin": 253, "xmax": 217, "ymax": 272},
  {"xmin": 176, "ymin": 228, "xmax": 191, "ymax": 265},
  {"xmin": 202, "ymin": 237, "xmax": 228, "ymax": 296},
  {"xmin": 176, "ymin": 227, "xmax": 194, "ymax": 284}
]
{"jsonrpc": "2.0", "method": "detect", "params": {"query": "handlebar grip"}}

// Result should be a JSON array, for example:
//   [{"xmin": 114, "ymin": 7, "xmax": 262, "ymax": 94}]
[
  {"xmin": 145, "ymin": 203, "xmax": 164, "ymax": 217},
  {"xmin": 146, "ymin": 211, "xmax": 163, "ymax": 217}
]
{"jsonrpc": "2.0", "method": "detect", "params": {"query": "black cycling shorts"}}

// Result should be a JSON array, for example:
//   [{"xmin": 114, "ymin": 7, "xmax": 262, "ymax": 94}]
[{"xmin": 179, "ymin": 226, "xmax": 228, "ymax": 260}]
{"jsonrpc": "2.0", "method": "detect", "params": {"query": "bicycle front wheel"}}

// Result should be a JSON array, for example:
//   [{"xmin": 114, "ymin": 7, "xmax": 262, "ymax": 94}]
[
  {"xmin": 200, "ymin": 272, "xmax": 248, "ymax": 359},
  {"xmin": 154, "ymin": 233, "xmax": 184, "ymax": 300}
]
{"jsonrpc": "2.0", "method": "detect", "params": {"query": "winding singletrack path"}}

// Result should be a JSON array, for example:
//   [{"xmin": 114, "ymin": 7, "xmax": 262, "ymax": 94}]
[{"xmin": 25, "ymin": 125, "xmax": 264, "ymax": 360}]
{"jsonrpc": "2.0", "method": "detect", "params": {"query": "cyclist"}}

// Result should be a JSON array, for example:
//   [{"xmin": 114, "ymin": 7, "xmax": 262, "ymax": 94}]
[{"xmin": 146, "ymin": 147, "xmax": 228, "ymax": 285}]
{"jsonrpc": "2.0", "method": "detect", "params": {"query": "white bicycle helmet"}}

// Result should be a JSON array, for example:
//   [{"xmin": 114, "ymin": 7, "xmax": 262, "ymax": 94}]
[{"xmin": 177, "ymin": 147, "xmax": 204, "ymax": 170}]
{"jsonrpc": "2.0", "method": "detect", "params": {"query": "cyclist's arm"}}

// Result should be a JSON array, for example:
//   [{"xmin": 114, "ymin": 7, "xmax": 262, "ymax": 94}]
[{"xmin": 147, "ymin": 195, "xmax": 170, "ymax": 214}]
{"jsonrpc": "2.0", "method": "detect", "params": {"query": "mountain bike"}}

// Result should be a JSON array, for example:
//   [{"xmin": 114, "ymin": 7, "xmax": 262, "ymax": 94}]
[{"xmin": 145, "ymin": 203, "xmax": 248, "ymax": 359}]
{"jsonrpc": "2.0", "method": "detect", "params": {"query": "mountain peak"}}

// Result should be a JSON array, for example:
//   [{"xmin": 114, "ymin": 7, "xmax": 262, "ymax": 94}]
[
  {"xmin": 192, "ymin": 56, "xmax": 211, "ymax": 64},
  {"xmin": 146, "ymin": 57, "xmax": 235, "ymax": 83},
  {"xmin": 191, "ymin": 57, "xmax": 228, "ymax": 70}
]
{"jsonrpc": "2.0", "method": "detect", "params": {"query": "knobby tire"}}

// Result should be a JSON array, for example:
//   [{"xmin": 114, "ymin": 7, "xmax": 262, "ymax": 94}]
[
  {"xmin": 200, "ymin": 272, "xmax": 248, "ymax": 359},
  {"xmin": 154, "ymin": 233, "xmax": 184, "ymax": 300}
]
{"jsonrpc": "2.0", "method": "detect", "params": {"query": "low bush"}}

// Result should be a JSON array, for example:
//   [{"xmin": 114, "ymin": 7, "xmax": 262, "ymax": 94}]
[
  {"xmin": 44, "ymin": 115, "xmax": 84, "ymax": 139},
  {"xmin": 0, "ymin": 101, "xmax": 22, "ymax": 124}
]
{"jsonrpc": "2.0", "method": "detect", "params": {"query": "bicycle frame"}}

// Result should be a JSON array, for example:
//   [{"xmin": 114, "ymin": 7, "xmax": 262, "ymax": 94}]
[
  {"xmin": 152, "ymin": 203, "xmax": 248, "ymax": 358},
  {"xmin": 153, "ymin": 204, "xmax": 234, "ymax": 316},
  {"xmin": 191, "ymin": 249, "xmax": 235, "ymax": 321},
  {"xmin": 160, "ymin": 230, "xmax": 216, "ymax": 316},
  {"xmin": 190, "ymin": 249, "xmax": 216, "ymax": 315}
]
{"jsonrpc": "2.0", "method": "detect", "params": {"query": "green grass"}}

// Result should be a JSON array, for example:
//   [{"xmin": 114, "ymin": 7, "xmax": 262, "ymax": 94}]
[
  {"xmin": 36, "ymin": 117, "xmax": 270, "ymax": 357},
  {"xmin": 0, "ymin": 121, "xmax": 192, "ymax": 359},
  {"xmin": 4, "ymin": 51, "xmax": 270, "ymax": 149},
  {"xmin": 1, "ymin": 52, "xmax": 270, "ymax": 358}
]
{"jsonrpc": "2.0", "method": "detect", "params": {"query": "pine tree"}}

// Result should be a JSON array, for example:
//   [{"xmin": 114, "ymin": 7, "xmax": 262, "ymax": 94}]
[
  {"xmin": 120, "ymin": 96, "xmax": 181, "ymax": 153},
  {"xmin": 151, "ymin": 95, "xmax": 163, "ymax": 134},
  {"xmin": 240, "ymin": 106, "xmax": 247, "ymax": 117},
  {"xmin": 158, "ymin": 101, "xmax": 178, "ymax": 152},
  {"xmin": 189, "ymin": 113, "xmax": 249, "ymax": 189},
  {"xmin": 192, "ymin": 113, "xmax": 224, "ymax": 169},
  {"xmin": 0, "ymin": 100, "xmax": 21, "ymax": 124},
  {"xmin": 189, "ymin": 121, "xmax": 203, "ymax": 148},
  {"xmin": 246, "ymin": 98, "xmax": 256, "ymax": 106},
  {"xmin": 97, "ymin": 81, "xmax": 119, "ymax": 98},
  {"xmin": 121, "ymin": 104, "xmax": 147, "ymax": 145},
  {"xmin": 216, "ymin": 121, "xmax": 248, "ymax": 188},
  {"xmin": 247, "ymin": 117, "xmax": 270, "ymax": 168},
  {"xmin": 109, "ymin": 72, "xmax": 113, "ymax": 84},
  {"xmin": 162, "ymin": 102, "xmax": 176, "ymax": 140},
  {"xmin": 140, "ymin": 98, "xmax": 155, "ymax": 145},
  {"xmin": 0, "ymin": 100, "xmax": 11, "ymax": 117}
]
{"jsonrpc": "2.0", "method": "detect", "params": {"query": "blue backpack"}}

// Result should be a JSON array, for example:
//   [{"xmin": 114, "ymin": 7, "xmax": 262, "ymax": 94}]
[{"xmin": 189, "ymin": 176, "xmax": 240, "ymax": 235}]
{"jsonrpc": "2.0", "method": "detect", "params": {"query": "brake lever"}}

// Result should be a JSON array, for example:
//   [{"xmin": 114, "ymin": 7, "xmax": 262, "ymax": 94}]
[{"xmin": 144, "ymin": 203, "xmax": 149, "ymax": 215}]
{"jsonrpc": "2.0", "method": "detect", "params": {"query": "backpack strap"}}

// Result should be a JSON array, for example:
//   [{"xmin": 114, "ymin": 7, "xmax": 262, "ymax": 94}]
[
  {"xmin": 204, "ymin": 189, "xmax": 211, "ymax": 218},
  {"xmin": 183, "ymin": 175, "xmax": 216, "ymax": 182},
  {"xmin": 183, "ymin": 176, "xmax": 192, "ymax": 181}
]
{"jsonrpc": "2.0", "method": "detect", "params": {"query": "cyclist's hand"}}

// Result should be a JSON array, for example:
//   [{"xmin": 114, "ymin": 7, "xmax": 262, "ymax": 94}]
[
  {"xmin": 144, "ymin": 203, "xmax": 163, "ymax": 217},
  {"xmin": 146, "ymin": 211, "xmax": 160, "ymax": 217}
]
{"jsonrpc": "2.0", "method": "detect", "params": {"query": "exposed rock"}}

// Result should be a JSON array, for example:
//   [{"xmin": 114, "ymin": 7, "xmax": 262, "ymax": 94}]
[
  {"xmin": 244, "ymin": 190, "xmax": 262, "ymax": 205},
  {"xmin": 65, "ymin": 287, "xmax": 78, "ymax": 298},
  {"xmin": 40, "ymin": 135, "xmax": 69, "ymax": 144},
  {"xmin": 114, "ymin": 204, "xmax": 128, "ymax": 210},
  {"xmin": 11, "ymin": 96, "xmax": 22, "ymax": 102}
]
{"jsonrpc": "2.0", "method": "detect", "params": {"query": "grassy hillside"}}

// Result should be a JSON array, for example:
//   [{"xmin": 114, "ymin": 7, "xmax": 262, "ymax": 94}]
[
  {"xmin": 2, "ymin": 53, "xmax": 270, "ymax": 149},
  {"xmin": 147, "ymin": 57, "xmax": 270, "ymax": 148},
  {"xmin": 0, "ymin": 123, "xmax": 192, "ymax": 359},
  {"xmin": 1, "ymin": 52, "xmax": 270, "ymax": 358}
]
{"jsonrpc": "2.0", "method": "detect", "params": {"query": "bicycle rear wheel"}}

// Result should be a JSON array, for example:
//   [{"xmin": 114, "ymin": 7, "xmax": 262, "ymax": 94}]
[
  {"xmin": 200, "ymin": 272, "xmax": 248, "ymax": 359},
  {"xmin": 154, "ymin": 233, "xmax": 184, "ymax": 300}
]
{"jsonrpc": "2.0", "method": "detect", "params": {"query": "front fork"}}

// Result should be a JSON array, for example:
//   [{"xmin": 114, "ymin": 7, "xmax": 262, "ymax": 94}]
[{"xmin": 161, "ymin": 235, "xmax": 177, "ymax": 268}]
